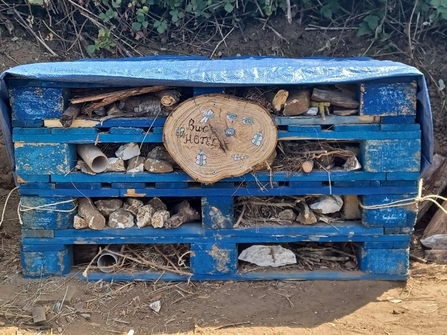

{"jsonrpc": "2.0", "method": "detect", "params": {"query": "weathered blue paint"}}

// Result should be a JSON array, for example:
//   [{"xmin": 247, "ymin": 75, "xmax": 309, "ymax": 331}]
[
  {"xmin": 20, "ymin": 196, "xmax": 76, "ymax": 230},
  {"xmin": 16, "ymin": 174, "xmax": 50, "ymax": 183},
  {"xmin": 12, "ymin": 126, "xmax": 421, "ymax": 143},
  {"xmin": 18, "ymin": 184, "xmax": 419, "ymax": 198},
  {"xmin": 21, "ymin": 222, "xmax": 413, "ymax": 245},
  {"xmin": 9, "ymin": 86, "xmax": 69, "ymax": 121},
  {"xmin": 359, "ymin": 80, "xmax": 417, "ymax": 116},
  {"xmin": 380, "ymin": 124, "xmax": 420, "ymax": 131},
  {"xmin": 333, "ymin": 124, "xmax": 379, "ymax": 132},
  {"xmin": 363, "ymin": 239, "xmax": 410, "ymax": 249},
  {"xmin": 202, "ymin": 197, "xmax": 234, "ymax": 229},
  {"xmin": 358, "ymin": 246, "xmax": 409, "ymax": 275},
  {"xmin": 191, "ymin": 242, "xmax": 238, "ymax": 275},
  {"xmin": 361, "ymin": 194, "xmax": 417, "ymax": 228},
  {"xmin": 109, "ymin": 127, "xmax": 144, "ymax": 135},
  {"xmin": 287, "ymin": 125, "xmax": 322, "ymax": 132},
  {"xmin": 381, "ymin": 116, "xmax": 415, "ymax": 124},
  {"xmin": 386, "ymin": 172, "xmax": 420, "ymax": 180},
  {"xmin": 11, "ymin": 119, "xmax": 43, "ymax": 127},
  {"xmin": 21, "ymin": 244, "xmax": 72, "ymax": 278},
  {"xmin": 360, "ymin": 139, "xmax": 421, "ymax": 172},
  {"xmin": 78, "ymin": 270, "xmax": 408, "ymax": 282},
  {"xmin": 15, "ymin": 142, "xmax": 77, "ymax": 175}
]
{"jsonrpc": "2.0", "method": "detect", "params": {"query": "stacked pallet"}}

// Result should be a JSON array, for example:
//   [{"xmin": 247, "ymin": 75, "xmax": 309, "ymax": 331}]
[{"xmin": 5, "ymin": 60, "xmax": 426, "ymax": 281}]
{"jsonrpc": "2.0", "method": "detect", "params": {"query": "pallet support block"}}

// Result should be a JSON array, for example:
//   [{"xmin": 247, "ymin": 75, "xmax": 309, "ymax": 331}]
[
  {"xmin": 20, "ymin": 196, "xmax": 77, "ymax": 230},
  {"xmin": 358, "ymin": 243, "xmax": 409, "ymax": 276},
  {"xmin": 358, "ymin": 81, "xmax": 417, "ymax": 116},
  {"xmin": 202, "ymin": 197, "xmax": 234, "ymax": 229},
  {"xmin": 360, "ymin": 139, "xmax": 420, "ymax": 172},
  {"xmin": 9, "ymin": 86, "xmax": 69, "ymax": 122},
  {"xmin": 15, "ymin": 142, "xmax": 77, "ymax": 176},
  {"xmin": 21, "ymin": 244, "xmax": 73, "ymax": 278},
  {"xmin": 361, "ymin": 194, "xmax": 417, "ymax": 229},
  {"xmin": 190, "ymin": 242, "xmax": 238, "ymax": 275}
]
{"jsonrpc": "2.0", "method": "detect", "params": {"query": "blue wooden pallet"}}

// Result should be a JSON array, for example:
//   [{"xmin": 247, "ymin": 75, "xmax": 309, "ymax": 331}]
[
  {"xmin": 20, "ymin": 223, "xmax": 411, "ymax": 280},
  {"xmin": 17, "ymin": 182, "xmax": 418, "ymax": 197},
  {"xmin": 13, "ymin": 128, "xmax": 421, "ymax": 179},
  {"xmin": 19, "ymin": 191, "xmax": 418, "ymax": 233},
  {"xmin": 8, "ymin": 78, "xmax": 417, "ymax": 126}
]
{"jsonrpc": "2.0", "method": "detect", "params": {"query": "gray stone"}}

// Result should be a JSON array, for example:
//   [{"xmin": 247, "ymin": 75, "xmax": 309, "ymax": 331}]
[
  {"xmin": 127, "ymin": 156, "xmax": 145, "ymax": 173},
  {"xmin": 115, "ymin": 142, "xmax": 141, "ymax": 160},
  {"xmin": 310, "ymin": 195, "xmax": 343, "ymax": 214},
  {"xmin": 123, "ymin": 198, "xmax": 144, "ymax": 216},
  {"xmin": 343, "ymin": 156, "xmax": 362, "ymax": 171},
  {"xmin": 136, "ymin": 205, "xmax": 155, "ymax": 228},
  {"xmin": 108, "ymin": 208, "xmax": 135, "ymax": 229},
  {"xmin": 238, "ymin": 245, "xmax": 297, "ymax": 267},
  {"xmin": 76, "ymin": 160, "xmax": 96, "ymax": 175},
  {"xmin": 94, "ymin": 199, "xmax": 123, "ymax": 217},
  {"xmin": 107, "ymin": 157, "xmax": 126, "ymax": 172},
  {"xmin": 147, "ymin": 197, "xmax": 167, "ymax": 211},
  {"xmin": 151, "ymin": 210, "xmax": 170, "ymax": 228},
  {"xmin": 296, "ymin": 209, "xmax": 318, "ymax": 225},
  {"xmin": 144, "ymin": 158, "xmax": 173, "ymax": 173},
  {"xmin": 147, "ymin": 146, "xmax": 175, "ymax": 163},
  {"xmin": 278, "ymin": 209, "xmax": 297, "ymax": 221}
]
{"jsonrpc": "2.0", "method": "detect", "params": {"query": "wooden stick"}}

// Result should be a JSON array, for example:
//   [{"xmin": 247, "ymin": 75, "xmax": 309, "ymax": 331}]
[
  {"xmin": 60, "ymin": 105, "xmax": 81, "ymax": 128},
  {"xmin": 156, "ymin": 90, "xmax": 181, "ymax": 107},
  {"xmin": 153, "ymin": 245, "xmax": 181, "ymax": 272},
  {"xmin": 301, "ymin": 160, "xmax": 314, "ymax": 173},
  {"xmin": 107, "ymin": 250, "xmax": 192, "ymax": 276},
  {"xmin": 234, "ymin": 204, "xmax": 246, "ymax": 228},
  {"xmin": 71, "ymin": 86, "xmax": 168, "ymax": 104}
]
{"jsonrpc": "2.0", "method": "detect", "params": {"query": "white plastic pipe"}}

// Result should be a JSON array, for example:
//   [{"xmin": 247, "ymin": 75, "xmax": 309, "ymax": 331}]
[
  {"xmin": 97, "ymin": 250, "xmax": 121, "ymax": 273},
  {"xmin": 77, "ymin": 144, "xmax": 109, "ymax": 173}
]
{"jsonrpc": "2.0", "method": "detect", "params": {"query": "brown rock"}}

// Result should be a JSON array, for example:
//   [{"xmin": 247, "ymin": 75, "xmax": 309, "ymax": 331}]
[
  {"xmin": 106, "ymin": 157, "xmax": 126, "ymax": 172},
  {"xmin": 123, "ymin": 198, "xmax": 144, "ymax": 216},
  {"xmin": 296, "ymin": 209, "xmax": 318, "ymax": 225},
  {"xmin": 127, "ymin": 156, "xmax": 145, "ymax": 173},
  {"xmin": 73, "ymin": 215, "xmax": 88, "ymax": 229},
  {"xmin": 78, "ymin": 198, "xmax": 106, "ymax": 230},
  {"xmin": 147, "ymin": 197, "xmax": 168, "ymax": 211},
  {"xmin": 147, "ymin": 146, "xmax": 175, "ymax": 163},
  {"xmin": 108, "ymin": 208, "xmax": 135, "ymax": 229},
  {"xmin": 342, "ymin": 195, "xmax": 361, "ymax": 220},
  {"xmin": 136, "ymin": 205, "xmax": 155, "ymax": 228},
  {"xmin": 94, "ymin": 199, "xmax": 123, "ymax": 217},
  {"xmin": 278, "ymin": 209, "xmax": 297, "ymax": 221},
  {"xmin": 283, "ymin": 90, "xmax": 311, "ymax": 116},
  {"xmin": 144, "ymin": 158, "xmax": 173, "ymax": 173},
  {"xmin": 151, "ymin": 210, "xmax": 170, "ymax": 228}
]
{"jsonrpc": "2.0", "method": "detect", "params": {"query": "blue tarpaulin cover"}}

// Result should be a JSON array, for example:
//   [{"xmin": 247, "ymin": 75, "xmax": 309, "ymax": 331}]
[{"xmin": 0, "ymin": 56, "xmax": 433, "ymax": 175}]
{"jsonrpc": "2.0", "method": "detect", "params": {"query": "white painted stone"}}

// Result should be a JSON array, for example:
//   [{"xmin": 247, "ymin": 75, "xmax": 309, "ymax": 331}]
[
  {"xmin": 309, "ymin": 195, "xmax": 344, "ymax": 214},
  {"xmin": 151, "ymin": 210, "xmax": 170, "ymax": 228},
  {"xmin": 136, "ymin": 205, "xmax": 155, "ymax": 228},
  {"xmin": 115, "ymin": 142, "xmax": 141, "ymax": 160},
  {"xmin": 108, "ymin": 208, "xmax": 135, "ymax": 229},
  {"xmin": 73, "ymin": 215, "xmax": 88, "ymax": 229},
  {"xmin": 106, "ymin": 157, "xmax": 126, "ymax": 172},
  {"xmin": 305, "ymin": 107, "xmax": 319, "ymax": 116},
  {"xmin": 238, "ymin": 245, "xmax": 297, "ymax": 267},
  {"xmin": 149, "ymin": 300, "xmax": 161, "ymax": 313}
]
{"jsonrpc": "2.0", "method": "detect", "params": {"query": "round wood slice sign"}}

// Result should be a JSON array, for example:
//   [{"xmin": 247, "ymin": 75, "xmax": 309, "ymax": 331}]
[{"xmin": 163, "ymin": 94, "xmax": 278, "ymax": 184}]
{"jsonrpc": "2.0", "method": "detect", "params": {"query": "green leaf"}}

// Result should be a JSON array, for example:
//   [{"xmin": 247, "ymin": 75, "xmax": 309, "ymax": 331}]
[
  {"xmin": 364, "ymin": 15, "xmax": 380, "ymax": 30},
  {"xmin": 224, "ymin": 2, "xmax": 234, "ymax": 13},
  {"xmin": 357, "ymin": 22, "xmax": 372, "ymax": 36},
  {"xmin": 142, "ymin": 21, "xmax": 149, "ymax": 28},
  {"xmin": 430, "ymin": 0, "xmax": 441, "ymax": 6},
  {"xmin": 86, "ymin": 45, "xmax": 97, "ymax": 54},
  {"xmin": 99, "ymin": 12, "xmax": 107, "ymax": 21},
  {"xmin": 132, "ymin": 22, "xmax": 142, "ymax": 31},
  {"xmin": 322, "ymin": 8, "xmax": 332, "ymax": 19}
]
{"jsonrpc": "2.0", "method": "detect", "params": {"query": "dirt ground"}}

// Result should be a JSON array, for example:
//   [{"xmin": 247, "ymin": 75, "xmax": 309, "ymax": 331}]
[{"xmin": 1, "ymin": 19, "xmax": 447, "ymax": 335}]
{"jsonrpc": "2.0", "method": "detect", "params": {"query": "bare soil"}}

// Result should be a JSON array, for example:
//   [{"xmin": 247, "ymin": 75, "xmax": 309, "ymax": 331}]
[{"xmin": 1, "ymin": 20, "xmax": 447, "ymax": 335}]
